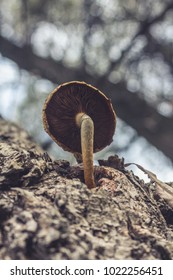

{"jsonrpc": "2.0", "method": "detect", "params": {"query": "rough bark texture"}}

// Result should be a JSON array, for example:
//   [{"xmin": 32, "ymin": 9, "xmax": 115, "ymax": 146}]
[{"xmin": 0, "ymin": 117, "xmax": 173, "ymax": 260}]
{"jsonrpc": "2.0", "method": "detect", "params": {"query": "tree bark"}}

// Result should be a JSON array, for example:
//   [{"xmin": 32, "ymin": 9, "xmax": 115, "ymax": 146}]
[{"xmin": 0, "ymin": 117, "xmax": 173, "ymax": 260}]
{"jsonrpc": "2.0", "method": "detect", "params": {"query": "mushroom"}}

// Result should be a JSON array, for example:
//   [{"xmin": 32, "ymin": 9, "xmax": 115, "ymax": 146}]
[{"xmin": 42, "ymin": 81, "xmax": 116, "ymax": 189}]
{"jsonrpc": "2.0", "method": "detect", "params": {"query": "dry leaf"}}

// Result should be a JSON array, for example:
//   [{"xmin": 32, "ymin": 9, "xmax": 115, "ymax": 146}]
[{"xmin": 125, "ymin": 162, "xmax": 173, "ymax": 208}]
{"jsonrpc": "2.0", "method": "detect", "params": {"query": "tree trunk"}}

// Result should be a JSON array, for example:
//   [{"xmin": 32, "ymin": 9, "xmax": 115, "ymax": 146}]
[{"xmin": 0, "ymin": 117, "xmax": 173, "ymax": 260}]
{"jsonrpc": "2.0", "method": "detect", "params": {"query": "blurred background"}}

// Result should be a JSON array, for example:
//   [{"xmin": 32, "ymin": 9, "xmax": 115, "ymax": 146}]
[{"xmin": 0, "ymin": 0, "xmax": 173, "ymax": 182}]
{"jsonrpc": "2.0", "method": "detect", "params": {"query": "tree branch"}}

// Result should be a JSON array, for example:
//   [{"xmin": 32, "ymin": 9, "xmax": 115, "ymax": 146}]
[{"xmin": 105, "ymin": 1, "xmax": 173, "ymax": 75}]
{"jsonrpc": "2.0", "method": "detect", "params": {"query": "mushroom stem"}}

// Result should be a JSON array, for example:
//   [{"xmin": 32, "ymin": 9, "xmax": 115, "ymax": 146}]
[{"xmin": 76, "ymin": 113, "xmax": 96, "ymax": 189}]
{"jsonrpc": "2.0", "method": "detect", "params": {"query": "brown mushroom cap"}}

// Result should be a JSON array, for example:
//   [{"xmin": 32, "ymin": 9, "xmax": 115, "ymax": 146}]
[{"xmin": 42, "ymin": 81, "xmax": 116, "ymax": 154}]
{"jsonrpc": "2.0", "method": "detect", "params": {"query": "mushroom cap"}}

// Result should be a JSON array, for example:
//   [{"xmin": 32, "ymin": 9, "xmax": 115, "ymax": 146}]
[{"xmin": 42, "ymin": 81, "xmax": 116, "ymax": 154}]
